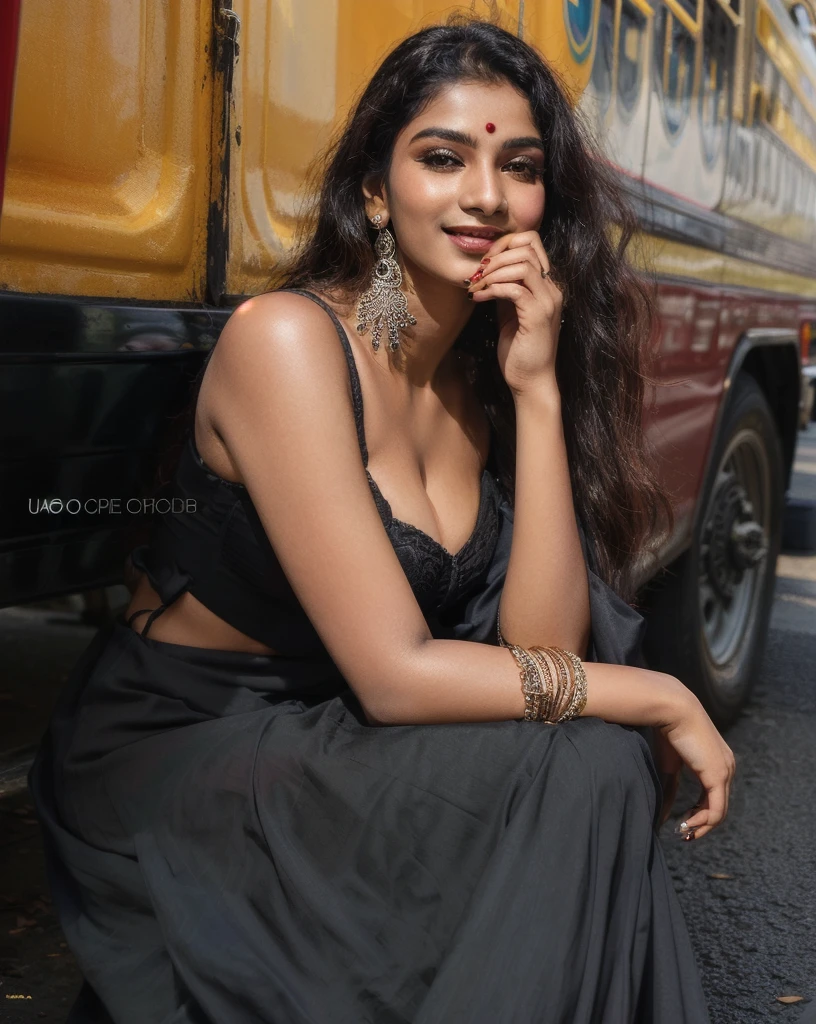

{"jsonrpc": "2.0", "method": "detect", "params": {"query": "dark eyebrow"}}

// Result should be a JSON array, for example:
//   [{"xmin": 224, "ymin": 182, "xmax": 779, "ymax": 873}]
[
  {"xmin": 502, "ymin": 136, "xmax": 546, "ymax": 153},
  {"xmin": 409, "ymin": 127, "xmax": 545, "ymax": 153},
  {"xmin": 409, "ymin": 127, "xmax": 479, "ymax": 148}
]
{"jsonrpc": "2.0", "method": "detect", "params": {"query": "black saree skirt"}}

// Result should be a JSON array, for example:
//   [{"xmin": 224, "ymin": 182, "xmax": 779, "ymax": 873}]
[{"xmin": 28, "ymin": 612, "xmax": 711, "ymax": 1024}]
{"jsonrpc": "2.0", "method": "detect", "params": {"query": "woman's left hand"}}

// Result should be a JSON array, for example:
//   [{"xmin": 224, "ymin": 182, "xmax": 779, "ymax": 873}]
[{"xmin": 467, "ymin": 230, "xmax": 564, "ymax": 396}]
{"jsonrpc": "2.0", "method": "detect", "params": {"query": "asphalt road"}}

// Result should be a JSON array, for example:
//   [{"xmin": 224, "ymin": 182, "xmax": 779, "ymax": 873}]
[
  {"xmin": 661, "ymin": 423, "xmax": 816, "ymax": 1023},
  {"xmin": 1, "ymin": 427, "xmax": 815, "ymax": 1023}
]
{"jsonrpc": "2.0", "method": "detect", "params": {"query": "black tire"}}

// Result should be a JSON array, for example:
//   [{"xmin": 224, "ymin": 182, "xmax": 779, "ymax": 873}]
[{"xmin": 641, "ymin": 373, "xmax": 784, "ymax": 730}]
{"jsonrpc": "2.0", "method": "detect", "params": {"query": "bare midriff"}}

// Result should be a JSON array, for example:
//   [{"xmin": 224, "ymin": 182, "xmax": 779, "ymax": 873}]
[{"xmin": 125, "ymin": 572, "xmax": 281, "ymax": 655}]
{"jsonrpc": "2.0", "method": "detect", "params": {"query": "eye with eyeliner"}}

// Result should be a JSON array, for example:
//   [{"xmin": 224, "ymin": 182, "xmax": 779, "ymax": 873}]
[
  {"xmin": 417, "ymin": 148, "xmax": 463, "ymax": 170},
  {"xmin": 504, "ymin": 156, "xmax": 543, "ymax": 182},
  {"xmin": 417, "ymin": 148, "xmax": 543, "ymax": 181}
]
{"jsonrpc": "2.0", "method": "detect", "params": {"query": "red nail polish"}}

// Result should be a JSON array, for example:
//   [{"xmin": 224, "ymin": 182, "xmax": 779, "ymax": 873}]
[
  {"xmin": 471, "ymin": 270, "xmax": 484, "ymax": 283},
  {"xmin": 480, "ymin": 257, "xmax": 490, "ymax": 264}
]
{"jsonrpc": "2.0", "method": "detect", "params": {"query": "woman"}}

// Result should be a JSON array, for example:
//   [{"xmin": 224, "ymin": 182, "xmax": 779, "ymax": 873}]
[{"xmin": 30, "ymin": 18, "xmax": 734, "ymax": 1023}]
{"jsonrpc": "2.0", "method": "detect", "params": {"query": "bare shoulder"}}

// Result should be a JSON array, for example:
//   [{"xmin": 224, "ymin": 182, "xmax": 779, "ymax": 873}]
[
  {"xmin": 202, "ymin": 290, "xmax": 353, "ymax": 418},
  {"xmin": 214, "ymin": 290, "xmax": 348, "ymax": 368}
]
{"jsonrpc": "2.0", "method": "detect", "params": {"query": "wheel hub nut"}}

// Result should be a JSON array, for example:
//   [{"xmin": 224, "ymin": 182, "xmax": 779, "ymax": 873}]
[
  {"xmin": 731, "ymin": 520, "xmax": 767, "ymax": 569},
  {"xmin": 705, "ymin": 476, "xmax": 767, "ymax": 599}
]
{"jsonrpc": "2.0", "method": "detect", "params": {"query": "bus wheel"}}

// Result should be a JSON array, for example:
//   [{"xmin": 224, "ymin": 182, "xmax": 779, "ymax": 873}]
[{"xmin": 643, "ymin": 373, "xmax": 784, "ymax": 730}]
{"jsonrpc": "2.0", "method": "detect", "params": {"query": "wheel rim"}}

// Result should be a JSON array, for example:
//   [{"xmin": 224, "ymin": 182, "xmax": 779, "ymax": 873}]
[{"xmin": 698, "ymin": 426, "xmax": 771, "ymax": 678}]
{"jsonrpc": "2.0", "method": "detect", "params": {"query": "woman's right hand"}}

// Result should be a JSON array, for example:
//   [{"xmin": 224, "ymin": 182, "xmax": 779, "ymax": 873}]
[{"xmin": 657, "ymin": 688, "xmax": 736, "ymax": 841}]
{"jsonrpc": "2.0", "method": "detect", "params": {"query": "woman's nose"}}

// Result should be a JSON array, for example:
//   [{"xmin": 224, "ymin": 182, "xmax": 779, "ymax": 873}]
[{"xmin": 459, "ymin": 165, "xmax": 508, "ymax": 217}]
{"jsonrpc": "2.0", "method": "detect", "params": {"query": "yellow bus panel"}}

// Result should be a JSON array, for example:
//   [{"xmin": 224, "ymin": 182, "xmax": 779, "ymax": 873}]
[
  {"xmin": 225, "ymin": 0, "xmax": 521, "ymax": 297},
  {"xmin": 0, "ymin": 0, "xmax": 213, "ymax": 300}
]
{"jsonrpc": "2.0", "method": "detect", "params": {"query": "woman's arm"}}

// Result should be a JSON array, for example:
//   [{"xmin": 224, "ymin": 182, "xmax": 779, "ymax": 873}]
[
  {"xmin": 498, "ymin": 380, "xmax": 590, "ymax": 656},
  {"xmin": 375, "ymin": 636, "xmax": 679, "ymax": 725},
  {"xmin": 376, "ymin": 642, "xmax": 734, "ymax": 841},
  {"xmin": 465, "ymin": 231, "xmax": 591, "ymax": 656}
]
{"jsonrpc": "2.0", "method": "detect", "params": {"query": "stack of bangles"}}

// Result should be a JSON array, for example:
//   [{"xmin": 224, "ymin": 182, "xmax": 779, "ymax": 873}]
[{"xmin": 497, "ymin": 611, "xmax": 588, "ymax": 723}]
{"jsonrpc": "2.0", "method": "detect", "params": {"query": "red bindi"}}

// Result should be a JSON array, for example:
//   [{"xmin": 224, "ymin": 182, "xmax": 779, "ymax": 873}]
[{"xmin": 485, "ymin": 122, "xmax": 496, "ymax": 133}]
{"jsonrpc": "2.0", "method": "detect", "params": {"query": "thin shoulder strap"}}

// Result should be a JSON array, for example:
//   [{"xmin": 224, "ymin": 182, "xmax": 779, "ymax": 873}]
[{"xmin": 280, "ymin": 288, "xmax": 369, "ymax": 468}]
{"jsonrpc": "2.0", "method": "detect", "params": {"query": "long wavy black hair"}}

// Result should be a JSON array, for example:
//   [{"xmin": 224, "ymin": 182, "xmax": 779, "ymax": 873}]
[{"xmin": 273, "ymin": 16, "xmax": 673, "ymax": 601}]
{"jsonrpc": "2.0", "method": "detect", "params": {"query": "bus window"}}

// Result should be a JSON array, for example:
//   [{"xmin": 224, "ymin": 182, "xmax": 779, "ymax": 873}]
[
  {"xmin": 590, "ymin": 0, "xmax": 615, "ymax": 119},
  {"xmin": 653, "ymin": 3, "xmax": 697, "ymax": 139},
  {"xmin": 699, "ymin": 0, "xmax": 735, "ymax": 168},
  {"xmin": 789, "ymin": 2, "xmax": 816, "ymax": 67},
  {"xmin": 618, "ymin": 0, "xmax": 648, "ymax": 122}
]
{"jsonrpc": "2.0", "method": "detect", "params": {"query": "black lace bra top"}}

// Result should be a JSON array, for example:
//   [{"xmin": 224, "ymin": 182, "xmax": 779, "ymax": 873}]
[{"xmin": 128, "ymin": 289, "xmax": 502, "ymax": 657}]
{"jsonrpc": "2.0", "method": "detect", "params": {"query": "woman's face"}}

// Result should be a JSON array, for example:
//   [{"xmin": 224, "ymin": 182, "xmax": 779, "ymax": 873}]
[{"xmin": 375, "ymin": 79, "xmax": 547, "ymax": 290}]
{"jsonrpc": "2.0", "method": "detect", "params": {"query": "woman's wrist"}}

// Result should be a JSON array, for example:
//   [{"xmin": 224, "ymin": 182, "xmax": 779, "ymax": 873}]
[
  {"xmin": 577, "ymin": 663, "xmax": 699, "ymax": 730},
  {"xmin": 650, "ymin": 673, "xmax": 702, "ymax": 730},
  {"xmin": 509, "ymin": 373, "xmax": 560, "ymax": 408}
]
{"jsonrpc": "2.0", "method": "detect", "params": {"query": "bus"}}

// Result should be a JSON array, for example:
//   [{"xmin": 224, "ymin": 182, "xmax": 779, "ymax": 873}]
[{"xmin": 0, "ymin": 0, "xmax": 813, "ymax": 726}]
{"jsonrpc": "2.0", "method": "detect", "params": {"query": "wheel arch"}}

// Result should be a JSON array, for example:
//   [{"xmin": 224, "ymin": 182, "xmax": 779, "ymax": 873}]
[
  {"xmin": 694, "ymin": 330, "xmax": 799, "ymax": 538},
  {"xmin": 641, "ymin": 340, "xmax": 792, "ymax": 726}
]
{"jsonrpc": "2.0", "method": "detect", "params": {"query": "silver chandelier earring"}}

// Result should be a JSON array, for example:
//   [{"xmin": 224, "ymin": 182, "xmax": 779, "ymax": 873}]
[{"xmin": 356, "ymin": 214, "xmax": 417, "ymax": 352}]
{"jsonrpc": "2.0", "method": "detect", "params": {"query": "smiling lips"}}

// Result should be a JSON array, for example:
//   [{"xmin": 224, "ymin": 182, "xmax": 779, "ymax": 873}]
[{"xmin": 443, "ymin": 225, "xmax": 503, "ymax": 255}]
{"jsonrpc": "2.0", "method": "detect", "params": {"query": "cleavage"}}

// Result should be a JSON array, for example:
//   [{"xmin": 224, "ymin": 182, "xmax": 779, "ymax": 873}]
[{"xmin": 365, "ymin": 459, "xmax": 484, "ymax": 557}]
